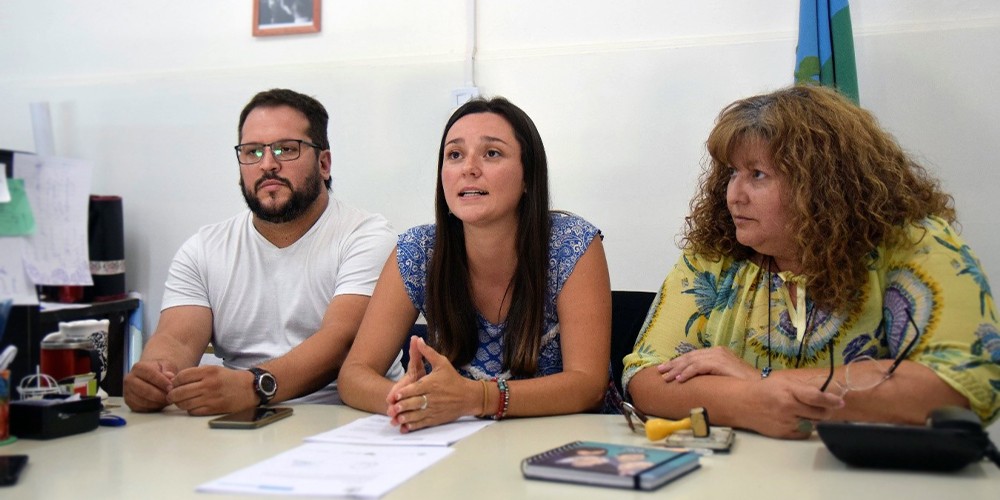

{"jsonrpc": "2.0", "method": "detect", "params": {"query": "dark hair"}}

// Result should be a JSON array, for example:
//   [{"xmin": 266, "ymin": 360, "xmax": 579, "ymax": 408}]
[
  {"xmin": 427, "ymin": 96, "xmax": 551, "ymax": 377},
  {"xmin": 238, "ymin": 88, "xmax": 331, "ymax": 189},
  {"xmin": 685, "ymin": 84, "xmax": 955, "ymax": 314}
]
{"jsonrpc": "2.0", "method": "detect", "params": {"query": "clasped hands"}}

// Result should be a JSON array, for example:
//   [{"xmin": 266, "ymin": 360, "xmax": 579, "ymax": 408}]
[
  {"xmin": 386, "ymin": 336, "xmax": 480, "ymax": 433},
  {"xmin": 124, "ymin": 360, "xmax": 257, "ymax": 415},
  {"xmin": 657, "ymin": 346, "xmax": 845, "ymax": 439}
]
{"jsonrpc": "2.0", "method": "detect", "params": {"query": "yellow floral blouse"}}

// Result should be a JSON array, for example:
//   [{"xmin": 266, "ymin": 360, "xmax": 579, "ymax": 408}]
[{"xmin": 622, "ymin": 217, "xmax": 1000, "ymax": 423}]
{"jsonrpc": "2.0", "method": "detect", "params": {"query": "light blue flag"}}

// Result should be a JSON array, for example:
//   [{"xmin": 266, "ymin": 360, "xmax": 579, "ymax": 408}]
[{"xmin": 795, "ymin": 0, "xmax": 859, "ymax": 103}]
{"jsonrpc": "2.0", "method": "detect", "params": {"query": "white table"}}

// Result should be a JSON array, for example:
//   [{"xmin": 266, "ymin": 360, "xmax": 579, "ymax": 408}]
[{"xmin": 2, "ymin": 399, "xmax": 997, "ymax": 499}]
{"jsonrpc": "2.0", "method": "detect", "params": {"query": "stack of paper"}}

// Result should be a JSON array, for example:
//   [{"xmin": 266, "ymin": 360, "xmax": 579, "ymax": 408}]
[{"xmin": 197, "ymin": 415, "xmax": 494, "ymax": 498}]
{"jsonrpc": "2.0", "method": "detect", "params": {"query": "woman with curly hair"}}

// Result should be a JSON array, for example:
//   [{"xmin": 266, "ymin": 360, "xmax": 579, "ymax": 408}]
[{"xmin": 623, "ymin": 85, "xmax": 999, "ymax": 439}]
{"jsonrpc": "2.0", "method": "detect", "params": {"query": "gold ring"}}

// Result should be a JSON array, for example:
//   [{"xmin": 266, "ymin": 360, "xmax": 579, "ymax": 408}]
[{"xmin": 420, "ymin": 394, "xmax": 428, "ymax": 410}]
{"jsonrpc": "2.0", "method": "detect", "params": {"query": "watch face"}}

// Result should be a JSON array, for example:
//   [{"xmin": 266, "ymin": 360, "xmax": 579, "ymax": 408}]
[{"xmin": 259, "ymin": 373, "xmax": 277, "ymax": 395}]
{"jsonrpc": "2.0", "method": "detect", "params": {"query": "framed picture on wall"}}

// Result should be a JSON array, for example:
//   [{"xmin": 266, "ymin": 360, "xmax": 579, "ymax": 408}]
[{"xmin": 253, "ymin": 0, "xmax": 321, "ymax": 37}]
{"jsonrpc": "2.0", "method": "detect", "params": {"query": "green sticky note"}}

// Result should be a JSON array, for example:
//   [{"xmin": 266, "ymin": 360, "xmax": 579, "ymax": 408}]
[{"xmin": 0, "ymin": 179, "xmax": 36, "ymax": 236}]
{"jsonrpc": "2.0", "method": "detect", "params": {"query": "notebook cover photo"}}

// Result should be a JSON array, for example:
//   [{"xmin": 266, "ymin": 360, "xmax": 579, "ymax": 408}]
[{"xmin": 521, "ymin": 441, "xmax": 700, "ymax": 490}]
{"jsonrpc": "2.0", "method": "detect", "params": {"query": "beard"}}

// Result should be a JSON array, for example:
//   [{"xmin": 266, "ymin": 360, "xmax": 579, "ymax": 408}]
[{"xmin": 240, "ymin": 166, "xmax": 324, "ymax": 223}]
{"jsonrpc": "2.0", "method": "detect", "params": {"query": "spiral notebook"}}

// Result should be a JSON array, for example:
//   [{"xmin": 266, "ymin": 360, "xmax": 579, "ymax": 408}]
[{"xmin": 521, "ymin": 441, "xmax": 700, "ymax": 490}]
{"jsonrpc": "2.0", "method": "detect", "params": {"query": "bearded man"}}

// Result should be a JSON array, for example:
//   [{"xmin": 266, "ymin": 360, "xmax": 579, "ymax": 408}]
[{"xmin": 124, "ymin": 89, "xmax": 399, "ymax": 414}]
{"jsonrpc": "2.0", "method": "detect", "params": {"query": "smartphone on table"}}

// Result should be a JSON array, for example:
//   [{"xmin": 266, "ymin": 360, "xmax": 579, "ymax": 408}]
[
  {"xmin": 0, "ymin": 455, "xmax": 28, "ymax": 486},
  {"xmin": 208, "ymin": 407, "xmax": 293, "ymax": 429}
]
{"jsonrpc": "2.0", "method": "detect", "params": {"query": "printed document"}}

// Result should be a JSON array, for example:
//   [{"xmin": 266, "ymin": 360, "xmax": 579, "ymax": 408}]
[
  {"xmin": 0, "ymin": 236, "xmax": 38, "ymax": 305},
  {"xmin": 306, "ymin": 414, "xmax": 494, "ymax": 447},
  {"xmin": 197, "ymin": 442, "xmax": 453, "ymax": 498},
  {"xmin": 13, "ymin": 153, "xmax": 93, "ymax": 285}
]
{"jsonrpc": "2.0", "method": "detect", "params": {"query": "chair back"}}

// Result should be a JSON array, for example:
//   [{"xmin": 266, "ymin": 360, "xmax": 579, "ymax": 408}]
[
  {"xmin": 399, "ymin": 323, "xmax": 428, "ymax": 368},
  {"xmin": 399, "ymin": 290, "xmax": 656, "ymax": 398},
  {"xmin": 610, "ymin": 290, "xmax": 656, "ymax": 396}
]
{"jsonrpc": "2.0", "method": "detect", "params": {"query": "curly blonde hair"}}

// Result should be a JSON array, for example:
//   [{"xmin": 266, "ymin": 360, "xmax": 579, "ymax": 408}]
[{"xmin": 684, "ymin": 85, "xmax": 956, "ymax": 314}]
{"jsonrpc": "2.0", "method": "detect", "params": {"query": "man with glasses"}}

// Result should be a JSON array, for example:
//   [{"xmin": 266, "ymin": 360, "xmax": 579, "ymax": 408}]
[{"xmin": 124, "ymin": 88, "xmax": 399, "ymax": 415}]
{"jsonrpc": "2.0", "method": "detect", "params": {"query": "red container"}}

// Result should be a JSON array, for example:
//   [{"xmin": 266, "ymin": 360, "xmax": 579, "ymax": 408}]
[{"xmin": 40, "ymin": 340, "xmax": 96, "ymax": 383}]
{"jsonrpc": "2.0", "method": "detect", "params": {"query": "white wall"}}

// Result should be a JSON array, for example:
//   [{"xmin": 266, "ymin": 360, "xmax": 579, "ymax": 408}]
[{"xmin": 1, "ymin": 1, "xmax": 998, "ymax": 347}]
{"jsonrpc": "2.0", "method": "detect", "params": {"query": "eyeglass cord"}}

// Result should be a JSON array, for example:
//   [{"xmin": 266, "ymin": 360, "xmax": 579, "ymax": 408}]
[
  {"xmin": 763, "ymin": 257, "xmax": 772, "ymax": 378},
  {"xmin": 762, "ymin": 256, "xmax": 817, "ymax": 378}
]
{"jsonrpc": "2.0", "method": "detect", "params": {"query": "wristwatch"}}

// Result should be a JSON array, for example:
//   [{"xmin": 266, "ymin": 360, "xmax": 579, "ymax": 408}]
[{"xmin": 248, "ymin": 367, "xmax": 277, "ymax": 406}]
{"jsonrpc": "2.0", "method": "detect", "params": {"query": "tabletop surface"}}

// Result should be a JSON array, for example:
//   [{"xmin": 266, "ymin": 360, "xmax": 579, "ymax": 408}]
[{"xmin": 2, "ymin": 399, "xmax": 998, "ymax": 499}]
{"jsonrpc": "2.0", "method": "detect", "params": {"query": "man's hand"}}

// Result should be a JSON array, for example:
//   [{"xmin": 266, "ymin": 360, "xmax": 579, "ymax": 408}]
[
  {"xmin": 124, "ymin": 305, "xmax": 215, "ymax": 412},
  {"xmin": 123, "ymin": 359, "xmax": 179, "ymax": 412},
  {"xmin": 167, "ymin": 365, "xmax": 257, "ymax": 416}
]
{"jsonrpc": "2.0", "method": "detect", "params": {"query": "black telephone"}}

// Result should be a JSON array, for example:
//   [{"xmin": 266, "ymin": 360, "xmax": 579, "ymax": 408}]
[{"xmin": 817, "ymin": 406, "xmax": 1000, "ymax": 471}]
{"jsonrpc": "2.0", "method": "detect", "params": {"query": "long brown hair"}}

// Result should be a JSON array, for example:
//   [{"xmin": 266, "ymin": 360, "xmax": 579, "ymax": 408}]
[
  {"xmin": 427, "ymin": 97, "xmax": 551, "ymax": 376},
  {"xmin": 685, "ymin": 84, "xmax": 955, "ymax": 314}
]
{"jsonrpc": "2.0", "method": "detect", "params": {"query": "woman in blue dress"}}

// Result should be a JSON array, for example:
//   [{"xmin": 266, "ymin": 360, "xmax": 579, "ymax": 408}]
[{"xmin": 340, "ymin": 97, "xmax": 613, "ymax": 431}]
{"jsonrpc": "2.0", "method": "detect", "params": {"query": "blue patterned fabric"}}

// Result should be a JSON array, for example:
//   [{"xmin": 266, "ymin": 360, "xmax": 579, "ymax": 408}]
[{"xmin": 398, "ymin": 212, "xmax": 599, "ymax": 382}]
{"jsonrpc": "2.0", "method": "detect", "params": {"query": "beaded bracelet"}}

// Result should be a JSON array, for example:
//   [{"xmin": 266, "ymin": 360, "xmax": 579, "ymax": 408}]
[{"xmin": 493, "ymin": 378, "xmax": 510, "ymax": 420}]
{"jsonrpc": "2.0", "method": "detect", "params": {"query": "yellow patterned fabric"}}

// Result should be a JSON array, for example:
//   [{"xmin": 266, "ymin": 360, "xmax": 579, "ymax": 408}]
[{"xmin": 622, "ymin": 217, "xmax": 1000, "ymax": 423}]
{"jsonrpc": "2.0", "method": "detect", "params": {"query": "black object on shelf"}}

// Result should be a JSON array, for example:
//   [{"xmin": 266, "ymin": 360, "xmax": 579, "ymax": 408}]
[{"xmin": 84, "ymin": 195, "xmax": 126, "ymax": 302}]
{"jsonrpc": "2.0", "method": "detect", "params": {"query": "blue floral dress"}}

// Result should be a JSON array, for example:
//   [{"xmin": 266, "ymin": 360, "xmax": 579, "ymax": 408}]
[
  {"xmin": 397, "ymin": 212, "xmax": 618, "ymax": 411},
  {"xmin": 623, "ymin": 216, "xmax": 1000, "ymax": 423}
]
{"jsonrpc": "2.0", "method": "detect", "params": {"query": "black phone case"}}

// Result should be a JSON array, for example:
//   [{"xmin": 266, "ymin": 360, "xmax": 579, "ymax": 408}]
[
  {"xmin": 208, "ymin": 407, "xmax": 293, "ymax": 429},
  {"xmin": 0, "ymin": 455, "xmax": 29, "ymax": 486},
  {"xmin": 817, "ymin": 421, "xmax": 990, "ymax": 471}
]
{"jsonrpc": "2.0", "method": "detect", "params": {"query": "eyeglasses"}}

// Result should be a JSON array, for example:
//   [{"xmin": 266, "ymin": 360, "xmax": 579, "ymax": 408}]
[
  {"xmin": 234, "ymin": 139, "xmax": 321, "ymax": 165},
  {"xmin": 621, "ymin": 402, "xmax": 650, "ymax": 434},
  {"xmin": 819, "ymin": 308, "xmax": 922, "ymax": 396}
]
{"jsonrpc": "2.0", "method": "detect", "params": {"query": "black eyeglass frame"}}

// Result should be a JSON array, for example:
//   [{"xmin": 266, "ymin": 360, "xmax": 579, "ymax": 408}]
[
  {"xmin": 820, "ymin": 308, "xmax": 922, "ymax": 393},
  {"xmin": 621, "ymin": 401, "xmax": 650, "ymax": 433},
  {"xmin": 234, "ymin": 139, "xmax": 323, "ymax": 165}
]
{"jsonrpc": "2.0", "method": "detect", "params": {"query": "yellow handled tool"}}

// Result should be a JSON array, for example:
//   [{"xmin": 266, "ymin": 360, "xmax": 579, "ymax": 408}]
[{"xmin": 644, "ymin": 417, "xmax": 692, "ymax": 441}]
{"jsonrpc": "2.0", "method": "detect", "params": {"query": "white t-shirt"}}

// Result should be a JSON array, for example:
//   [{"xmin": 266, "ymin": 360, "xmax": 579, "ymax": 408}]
[{"xmin": 161, "ymin": 196, "xmax": 400, "ymax": 403}]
